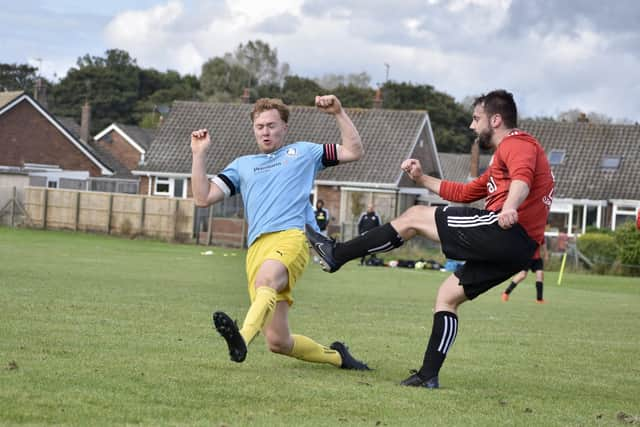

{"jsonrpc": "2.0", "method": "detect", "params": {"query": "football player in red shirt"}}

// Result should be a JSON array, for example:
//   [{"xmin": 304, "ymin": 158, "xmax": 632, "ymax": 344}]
[{"xmin": 307, "ymin": 89, "xmax": 554, "ymax": 389}]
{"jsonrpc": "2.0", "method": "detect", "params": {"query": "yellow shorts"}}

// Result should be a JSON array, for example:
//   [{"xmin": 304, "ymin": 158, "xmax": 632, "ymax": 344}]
[{"xmin": 245, "ymin": 229, "xmax": 309, "ymax": 305}]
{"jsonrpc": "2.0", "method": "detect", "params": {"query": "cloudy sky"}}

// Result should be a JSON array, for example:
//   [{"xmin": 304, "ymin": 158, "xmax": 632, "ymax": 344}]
[{"xmin": 3, "ymin": 0, "xmax": 640, "ymax": 122}]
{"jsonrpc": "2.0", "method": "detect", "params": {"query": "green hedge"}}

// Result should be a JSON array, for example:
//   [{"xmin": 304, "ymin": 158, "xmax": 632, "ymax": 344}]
[{"xmin": 578, "ymin": 225, "xmax": 640, "ymax": 276}]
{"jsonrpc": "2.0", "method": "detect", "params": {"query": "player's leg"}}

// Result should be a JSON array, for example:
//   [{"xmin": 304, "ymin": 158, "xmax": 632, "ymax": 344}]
[
  {"xmin": 306, "ymin": 205, "xmax": 437, "ymax": 272},
  {"xmin": 503, "ymin": 270, "xmax": 527, "ymax": 301},
  {"xmin": 239, "ymin": 259, "xmax": 287, "ymax": 344},
  {"xmin": 534, "ymin": 261, "xmax": 545, "ymax": 303},
  {"xmin": 401, "ymin": 274, "xmax": 467, "ymax": 388},
  {"xmin": 212, "ymin": 259, "xmax": 282, "ymax": 363},
  {"xmin": 263, "ymin": 300, "xmax": 338, "ymax": 363}
]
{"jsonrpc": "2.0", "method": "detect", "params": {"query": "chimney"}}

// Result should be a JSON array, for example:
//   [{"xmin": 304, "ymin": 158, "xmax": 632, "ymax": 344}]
[
  {"xmin": 80, "ymin": 101, "xmax": 91, "ymax": 142},
  {"xmin": 469, "ymin": 138, "xmax": 480, "ymax": 178},
  {"xmin": 373, "ymin": 88, "xmax": 383, "ymax": 109},
  {"xmin": 33, "ymin": 78, "xmax": 48, "ymax": 109},
  {"xmin": 240, "ymin": 88, "xmax": 251, "ymax": 104}
]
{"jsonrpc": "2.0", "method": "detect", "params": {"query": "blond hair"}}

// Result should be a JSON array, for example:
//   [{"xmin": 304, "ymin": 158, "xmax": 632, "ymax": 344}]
[{"xmin": 251, "ymin": 98, "xmax": 290, "ymax": 123}]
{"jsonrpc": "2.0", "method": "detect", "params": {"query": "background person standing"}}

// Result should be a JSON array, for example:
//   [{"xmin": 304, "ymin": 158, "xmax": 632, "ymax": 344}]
[{"xmin": 357, "ymin": 203, "xmax": 381, "ymax": 265}]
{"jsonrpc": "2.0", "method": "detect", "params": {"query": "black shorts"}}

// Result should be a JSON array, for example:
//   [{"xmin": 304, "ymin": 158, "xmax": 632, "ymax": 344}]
[
  {"xmin": 435, "ymin": 206, "xmax": 537, "ymax": 300},
  {"xmin": 527, "ymin": 258, "xmax": 544, "ymax": 272}
]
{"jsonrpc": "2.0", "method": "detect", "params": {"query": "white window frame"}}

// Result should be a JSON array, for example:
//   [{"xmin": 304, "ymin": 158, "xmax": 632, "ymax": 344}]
[
  {"xmin": 611, "ymin": 203, "xmax": 639, "ymax": 231},
  {"xmin": 154, "ymin": 177, "xmax": 173, "ymax": 196}
]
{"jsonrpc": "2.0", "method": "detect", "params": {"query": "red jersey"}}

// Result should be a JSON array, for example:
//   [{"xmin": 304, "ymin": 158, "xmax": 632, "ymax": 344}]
[{"xmin": 439, "ymin": 130, "xmax": 554, "ymax": 246}]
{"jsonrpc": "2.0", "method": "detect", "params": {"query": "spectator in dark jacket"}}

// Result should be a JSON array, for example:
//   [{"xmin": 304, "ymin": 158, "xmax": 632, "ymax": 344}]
[{"xmin": 358, "ymin": 204, "xmax": 381, "ymax": 265}]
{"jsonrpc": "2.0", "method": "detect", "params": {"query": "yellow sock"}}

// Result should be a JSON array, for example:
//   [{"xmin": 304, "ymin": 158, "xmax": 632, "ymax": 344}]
[
  {"xmin": 288, "ymin": 334, "xmax": 341, "ymax": 367},
  {"xmin": 240, "ymin": 286, "xmax": 277, "ymax": 345}
]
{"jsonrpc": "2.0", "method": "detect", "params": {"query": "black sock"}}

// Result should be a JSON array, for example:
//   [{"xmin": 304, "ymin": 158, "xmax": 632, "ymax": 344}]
[
  {"xmin": 536, "ymin": 281, "xmax": 543, "ymax": 300},
  {"xmin": 505, "ymin": 281, "xmax": 518, "ymax": 295},
  {"xmin": 334, "ymin": 223, "xmax": 403, "ymax": 265},
  {"xmin": 418, "ymin": 311, "xmax": 458, "ymax": 380}
]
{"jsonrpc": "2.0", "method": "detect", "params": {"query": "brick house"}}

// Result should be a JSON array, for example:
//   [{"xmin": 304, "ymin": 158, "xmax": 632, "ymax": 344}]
[
  {"xmin": 0, "ymin": 91, "xmax": 112, "ymax": 187},
  {"xmin": 93, "ymin": 123, "xmax": 155, "ymax": 172},
  {"xmin": 0, "ymin": 90, "xmax": 155, "ymax": 194},
  {"xmin": 133, "ymin": 99, "xmax": 443, "ymax": 240}
]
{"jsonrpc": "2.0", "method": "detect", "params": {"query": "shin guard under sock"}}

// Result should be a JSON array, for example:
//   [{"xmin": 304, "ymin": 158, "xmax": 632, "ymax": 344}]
[
  {"xmin": 288, "ymin": 334, "xmax": 341, "ymax": 366},
  {"xmin": 334, "ymin": 223, "xmax": 403, "ymax": 264},
  {"xmin": 239, "ymin": 286, "xmax": 277, "ymax": 345},
  {"xmin": 418, "ymin": 311, "xmax": 458, "ymax": 380}
]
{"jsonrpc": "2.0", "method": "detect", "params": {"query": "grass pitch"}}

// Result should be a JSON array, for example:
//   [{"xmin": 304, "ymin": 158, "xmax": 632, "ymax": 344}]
[{"xmin": 1, "ymin": 227, "xmax": 639, "ymax": 426}]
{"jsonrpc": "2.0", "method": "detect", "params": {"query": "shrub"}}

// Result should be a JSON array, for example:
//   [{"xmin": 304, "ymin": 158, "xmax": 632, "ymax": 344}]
[
  {"xmin": 614, "ymin": 222, "xmax": 640, "ymax": 276},
  {"xmin": 577, "ymin": 232, "xmax": 617, "ymax": 274}
]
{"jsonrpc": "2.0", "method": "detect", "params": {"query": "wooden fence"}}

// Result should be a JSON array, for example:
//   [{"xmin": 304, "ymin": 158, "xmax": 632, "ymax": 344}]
[{"xmin": 23, "ymin": 187, "xmax": 194, "ymax": 241}]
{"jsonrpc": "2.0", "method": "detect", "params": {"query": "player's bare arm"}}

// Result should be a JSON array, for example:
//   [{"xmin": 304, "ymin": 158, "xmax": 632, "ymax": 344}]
[
  {"xmin": 401, "ymin": 158, "xmax": 442, "ymax": 194},
  {"xmin": 315, "ymin": 95, "xmax": 363, "ymax": 163},
  {"xmin": 498, "ymin": 179, "xmax": 530, "ymax": 229},
  {"xmin": 190, "ymin": 128, "xmax": 225, "ymax": 207}
]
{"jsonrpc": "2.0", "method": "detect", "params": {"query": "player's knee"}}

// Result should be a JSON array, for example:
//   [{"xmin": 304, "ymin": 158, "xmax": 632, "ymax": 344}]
[{"xmin": 254, "ymin": 277, "xmax": 282, "ymax": 291}]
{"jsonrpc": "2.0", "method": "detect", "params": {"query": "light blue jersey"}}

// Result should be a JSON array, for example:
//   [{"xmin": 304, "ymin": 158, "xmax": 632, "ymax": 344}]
[{"xmin": 211, "ymin": 141, "xmax": 334, "ymax": 246}]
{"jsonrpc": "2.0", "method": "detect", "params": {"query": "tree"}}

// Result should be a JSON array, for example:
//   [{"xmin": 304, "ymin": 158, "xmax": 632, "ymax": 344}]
[
  {"xmin": 50, "ymin": 49, "xmax": 140, "ymax": 133},
  {"xmin": 200, "ymin": 56, "xmax": 255, "ymax": 102},
  {"xmin": 381, "ymin": 81, "xmax": 474, "ymax": 152},
  {"xmin": 49, "ymin": 49, "xmax": 200, "ymax": 131},
  {"xmin": 557, "ymin": 109, "xmax": 613, "ymax": 124},
  {"xmin": 200, "ymin": 40, "xmax": 289, "ymax": 102},
  {"xmin": 280, "ymin": 75, "xmax": 323, "ymax": 106},
  {"xmin": 316, "ymin": 72, "xmax": 371, "ymax": 90},
  {"xmin": 331, "ymin": 84, "xmax": 375, "ymax": 108},
  {"xmin": 0, "ymin": 63, "xmax": 39, "ymax": 92},
  {"xmin": 234, "ymin": 40, "xmax": 289, "ymax": 86}
]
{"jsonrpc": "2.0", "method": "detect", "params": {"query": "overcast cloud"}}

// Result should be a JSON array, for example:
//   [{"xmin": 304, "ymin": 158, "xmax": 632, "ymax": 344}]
[{"xmin": 2, "ymin": 0, "xmax": 639, "ymax": 122}]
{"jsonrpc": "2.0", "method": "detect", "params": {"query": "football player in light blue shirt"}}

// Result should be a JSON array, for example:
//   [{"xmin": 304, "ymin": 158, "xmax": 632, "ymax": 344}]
[{"xmin": 191, "ymin": 95, "xmax": 370, "ymax": 370}]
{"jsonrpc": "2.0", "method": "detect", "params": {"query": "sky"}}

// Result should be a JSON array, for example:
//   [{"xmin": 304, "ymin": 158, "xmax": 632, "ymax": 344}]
[{"xmin": 2, "ymin": 0, "xmax": 640, "ymax": 123}]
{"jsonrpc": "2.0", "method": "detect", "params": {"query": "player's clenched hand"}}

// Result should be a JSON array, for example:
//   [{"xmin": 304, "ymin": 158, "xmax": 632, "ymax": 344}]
[
  {"xmin": 498, "ymin": 208, "xmax": 518, "ymax": 229},
  {"xmin": 191, "ymin": 129, "xmax": 211, "ymax": 155},
  {"xmin": 315, "ymin": 95, "xmax": 342, "ymax": 115},
  {"xmin": 401, "ymin": 159, "xmax": 424, "ymax": 182}
]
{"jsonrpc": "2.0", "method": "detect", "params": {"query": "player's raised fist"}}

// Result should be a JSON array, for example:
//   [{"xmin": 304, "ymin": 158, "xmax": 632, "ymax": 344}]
[
  {"xmin": 315, "ymin": 95, "xmax": 342, "ymax": 115},
  {"xmin": 191, "ymin": 128, "xmax": 211, "ymax": 154},
  {"xmin": 401, "ymin": 158, "xmax": 424, "ymax": 182}
]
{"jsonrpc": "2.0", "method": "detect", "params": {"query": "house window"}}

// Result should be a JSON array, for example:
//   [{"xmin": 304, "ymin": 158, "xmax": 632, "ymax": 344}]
[
  {"xmin": 47, "ymin": 180, "xmax": 58, "ymax": 189},
  {"xmin": 547, "ymin": 212, "xmax": 568, "ymax": 234},
  {"xmin": 601, "ymin": 155, "xmax": 621, "ymax": 170},
  {"xmin": 572, "ymin": 205, "xmax": 584, "ymax": 234},
  {"xmin": 548, "ymin": 150, "xmax": 565, "ymax": 165},
  {"xmin": 586, "ymin": 206, "xmax": 599, "ymax": 229},
  {"xmin": 173, "ymin": 178, "xmax": 184, "ymax": 198},
  {"xmin": 154, "ymin": 177, "xmax": 171, "ymax": 195},
  {"xmin": 612, "ymin": 205, "xmax": 638, "ymax": 230}
]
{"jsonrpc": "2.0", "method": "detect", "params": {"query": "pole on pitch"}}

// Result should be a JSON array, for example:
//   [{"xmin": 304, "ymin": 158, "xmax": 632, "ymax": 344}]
[{"xmin": 557, "ymin": 252, "xmax": 568, "ymax": 285}]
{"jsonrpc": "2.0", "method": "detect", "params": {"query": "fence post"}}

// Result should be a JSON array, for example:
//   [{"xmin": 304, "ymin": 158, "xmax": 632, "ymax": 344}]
[
  {"xmin": 10, "ymin": 186, "xmax": 16, "ymax": 227},
  {"xmin": 42, "ymin": 188, "xmax": 48, "ymax": 230},
  {"xmin": 140, "ymin": 197, "xmax": 146, "ymax": 236},
  {"xmin": 74, "ymin": 191, "xmax": 81, "ymax": 231},
  {"xmin": 194, "ymin": 204, "xmax": 200, "ymax": 244},
  {"xmin": 107, "ymin": 193, "xmax": 113, "ymax": 234},
  {"xmin": 172, "ymin": 199, "xmax": 179, "ymax": 240},
  {"xmin": 207, "ymin": 207, "xmax": 214, "ymax": 245}
]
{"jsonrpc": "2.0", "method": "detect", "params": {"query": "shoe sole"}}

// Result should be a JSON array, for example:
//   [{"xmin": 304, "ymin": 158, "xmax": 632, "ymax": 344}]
[{"xmin": 213, "ymin": 312, "xmax": 247, "ymax": 363}]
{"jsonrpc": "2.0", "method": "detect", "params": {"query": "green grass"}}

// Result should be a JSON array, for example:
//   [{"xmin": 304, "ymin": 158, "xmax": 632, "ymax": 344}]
[{"xmin": 1, "ymin": 227, "xmax": 639, "ymax": 426}]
